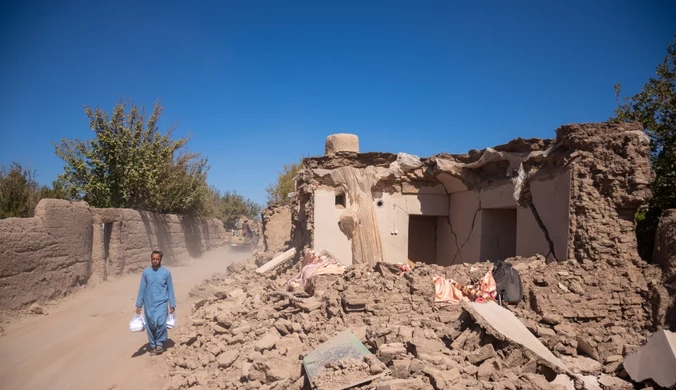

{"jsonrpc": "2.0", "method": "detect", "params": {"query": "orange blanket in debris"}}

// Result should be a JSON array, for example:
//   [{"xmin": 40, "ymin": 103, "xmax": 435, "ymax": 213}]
[
  {"xmin": 433, "ymin": 266, "xmax": 497, "ymax": 304},
  {"xmin": 433, "ymin": 275, "xmax": 466, "ymax": 304}
]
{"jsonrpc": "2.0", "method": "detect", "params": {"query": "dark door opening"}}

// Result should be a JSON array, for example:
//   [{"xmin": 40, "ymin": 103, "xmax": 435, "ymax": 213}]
[
  {"xmin": 480, "ymin": 208, "xmax": 517, "ymax": 261},
  {"xmin": 103, "ymin": 222, "xmax": 113, "ymax": 266},
  {"xmin": 408, "ymin": 215, "xmax": 438, "ymax": 264}
]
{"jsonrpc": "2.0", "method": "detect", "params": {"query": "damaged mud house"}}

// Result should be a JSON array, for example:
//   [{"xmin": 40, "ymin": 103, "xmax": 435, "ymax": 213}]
[
  {"xmin": 290, "ymin": 124, "xmax": 645, "ymax": 268},
  {"xmin": 159, "ymin": 121, "xmax": 676, "ymax": 390},
  {"xmin": 4, "ymin": 121, "xmax": 673, "ymax": 390}
]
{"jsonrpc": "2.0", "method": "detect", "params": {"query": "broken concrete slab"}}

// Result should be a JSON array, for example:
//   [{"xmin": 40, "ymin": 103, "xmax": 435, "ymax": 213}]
[
  {"xmin": 623, "ymin": 329, "xmax": 676, "ymax": 388},
  {"xmin": 463, "ymin": 300, "xmax": 570, "ymax": 374},
  {"xmin": 302, "ymin": 329, "xmax": 374, "ymax": 388}
]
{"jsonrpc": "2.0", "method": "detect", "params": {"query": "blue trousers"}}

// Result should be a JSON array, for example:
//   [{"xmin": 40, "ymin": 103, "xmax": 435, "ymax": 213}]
[{"xmin": 144, "ymin": 306, "xmax": 168, "ymax": 349}]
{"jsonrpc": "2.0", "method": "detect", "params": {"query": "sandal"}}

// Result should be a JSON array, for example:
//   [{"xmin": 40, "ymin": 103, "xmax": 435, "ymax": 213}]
[{"xmin": 155, "ymin": 345, "xmax": 164, "ymax": 354}]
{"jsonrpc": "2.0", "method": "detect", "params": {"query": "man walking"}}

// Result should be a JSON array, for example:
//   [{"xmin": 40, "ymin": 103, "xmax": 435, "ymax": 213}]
[{"xmin": 135, "ymin": 250, "xmax": 176, "ymax": 355}]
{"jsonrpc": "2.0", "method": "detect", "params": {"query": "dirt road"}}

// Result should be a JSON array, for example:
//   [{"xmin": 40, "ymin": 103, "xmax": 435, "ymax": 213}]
[{"xmin": 0, "ymin": 247, "xmax": 246, "ymax": 390}]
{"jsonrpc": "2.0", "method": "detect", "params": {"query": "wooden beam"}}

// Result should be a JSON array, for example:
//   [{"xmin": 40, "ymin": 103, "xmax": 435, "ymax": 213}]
[{"xmin": 255, "ymin": 247, "xmax": 297, "ymax": 274}]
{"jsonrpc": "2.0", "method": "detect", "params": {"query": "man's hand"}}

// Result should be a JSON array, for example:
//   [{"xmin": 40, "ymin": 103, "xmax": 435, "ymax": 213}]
[
  {"xmin": 170, "ymin": 307, "xmax": 175, "ymax": 314},
  {"xmin": 136, "ymin": 307, "xmax": 141, "ymax": 315}
]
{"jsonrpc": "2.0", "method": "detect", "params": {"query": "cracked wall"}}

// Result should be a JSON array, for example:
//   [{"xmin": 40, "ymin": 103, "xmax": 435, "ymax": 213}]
[
  {"xmin": 444, "ymin": 173, "xmax": 569, "ymax": 264},
  {"xmin": 268, "ymin": 121, "xmax": 651, "ymax": 267}
]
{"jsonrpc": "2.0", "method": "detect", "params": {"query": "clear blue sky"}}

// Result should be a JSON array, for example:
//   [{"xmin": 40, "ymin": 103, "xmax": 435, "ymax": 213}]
[{"xmin": 1, "ymin": 1, "xmax": 675, "ymax": 206}]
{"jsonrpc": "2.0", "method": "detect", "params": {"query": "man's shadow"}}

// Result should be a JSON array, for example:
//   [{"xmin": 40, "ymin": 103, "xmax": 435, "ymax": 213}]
[{"xmin": 131, "ymin": 339, "xmax": 176, "ymax": 358}]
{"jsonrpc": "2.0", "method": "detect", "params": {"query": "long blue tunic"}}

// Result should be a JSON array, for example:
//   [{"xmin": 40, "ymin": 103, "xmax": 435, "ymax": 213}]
[{"xmin": 135, "ymin": 266, "xmax": 176, "ymax": 348}]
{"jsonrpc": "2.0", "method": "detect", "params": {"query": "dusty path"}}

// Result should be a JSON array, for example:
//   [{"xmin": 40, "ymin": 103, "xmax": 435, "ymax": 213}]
[{"xmin": 0, "ymin": 247, "xmax": 247, "ymax": 390}]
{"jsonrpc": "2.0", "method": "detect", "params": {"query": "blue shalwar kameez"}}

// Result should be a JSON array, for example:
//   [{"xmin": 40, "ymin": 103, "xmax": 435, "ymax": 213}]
[{"xmin": 135, "ymin": 266, "xmax": 176, "ymax": 349}]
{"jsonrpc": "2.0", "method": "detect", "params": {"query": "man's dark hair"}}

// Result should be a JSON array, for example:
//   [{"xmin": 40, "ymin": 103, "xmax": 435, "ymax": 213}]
[{"xmin": 152, "ymin": 250, "xmax": 163, "ymax": 259}]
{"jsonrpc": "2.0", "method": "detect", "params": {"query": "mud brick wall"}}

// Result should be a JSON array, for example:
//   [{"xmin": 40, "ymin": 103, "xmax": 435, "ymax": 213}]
[
  {"xmin": 90, "ymin": 208, "xmax": 228, "ymax": 281},
  {"xmin": 0, "ymin": 200, "xmax": 93, "ymax": 309},
  {"xmin": 560, "ymin": 122, "xmax": 652, "ymax": 266},
  {"xmin": 0, "ymin": 199, "xmax": 228, "ymax": 309},
  {"xmin": 261, "ymin": 204, "xmax": 294, "ymax": 253}
]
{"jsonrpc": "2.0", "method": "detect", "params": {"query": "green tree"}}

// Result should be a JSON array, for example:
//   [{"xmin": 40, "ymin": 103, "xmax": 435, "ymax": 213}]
[
  {"xmin": 0, "ymin": 162, "xmax": 41, "ymax": 218},
  {"xmin": 265, "ymin": 160, "xmax": 303, "ymax": 206},
  {"xmin": 53, "ymin": 99, "xmax": 212, "ymax": 216},
  {"xmin": 39, "ymin": 177, "xmax": 71, "ymax": 200},
  {"xmin": 613, "ymin": 35, "xmax": 676, "ymax": 259},
  {"xmin": 0, "ymin": 162, "xmax": 68, "ymax": 219},
  {"xmin": 211, "ymin": 187, "xmax": 261, "ymax": 228}
]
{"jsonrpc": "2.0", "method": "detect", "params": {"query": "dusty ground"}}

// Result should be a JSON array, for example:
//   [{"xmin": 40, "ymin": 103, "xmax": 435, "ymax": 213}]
[{"xmin": 0, "ymin": 247, "xmax": 247, "ymax": 390}]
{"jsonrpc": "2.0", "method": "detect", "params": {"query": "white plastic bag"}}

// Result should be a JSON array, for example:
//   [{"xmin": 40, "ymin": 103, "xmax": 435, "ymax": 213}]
[
  {"xmin": 167, "ymin": 313, "xmax": 176, "ymax": 329},
  {"xmin": 129, "ymin": 314, "xmax": 146, "ymax": 332}
]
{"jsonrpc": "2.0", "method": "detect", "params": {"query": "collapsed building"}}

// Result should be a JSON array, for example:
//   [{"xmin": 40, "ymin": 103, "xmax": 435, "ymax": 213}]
[
  {"xmin": 267, "ymin": 122, "xmax": 652, "ymax": 268},
  {"xmin": 159, "ymin": 121, "xmax": 676, "ymax": 390}
]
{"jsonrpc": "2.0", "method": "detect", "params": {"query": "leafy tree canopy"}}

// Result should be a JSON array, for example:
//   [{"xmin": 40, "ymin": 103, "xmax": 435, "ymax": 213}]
[
  {"xmin": 613, "ymin": 35, "xmax": 676, "ymax": 259},
  {"xmin": 209, "ymin": 187, "xmax": 262, "ymax": 229},
  {"xmin": 0, "ymin": 162, "xmax": 68, "ymax": 219},
  {"xmin": 265, "ymin": 160, "xmax": 303, "ymax": 206},
  {"xmin": 53, "ymin": 99, "xmax": 212, "ymax": 216}
]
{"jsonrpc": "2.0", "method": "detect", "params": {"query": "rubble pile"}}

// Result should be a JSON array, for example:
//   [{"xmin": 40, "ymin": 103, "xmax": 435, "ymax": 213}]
[
  {"xmin": 164, "ymin": 255, "xmax": 665, "ymax": 390},
  {"xmin": 312, "ymin": 357, "xmax": 386, "ymax": 389}
]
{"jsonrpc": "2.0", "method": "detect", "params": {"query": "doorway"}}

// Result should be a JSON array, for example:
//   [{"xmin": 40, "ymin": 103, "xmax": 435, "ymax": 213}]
[
  {"xmin": 103, "ymin": 222, "xmax": 113, "ymax": 266},
  {"xmin": 480, "ymin": 208, "xmax": 517, "ymax": 261},
  {"xmin": 408, "ymin": 215, "xmax": 438, "ymax": 264}
]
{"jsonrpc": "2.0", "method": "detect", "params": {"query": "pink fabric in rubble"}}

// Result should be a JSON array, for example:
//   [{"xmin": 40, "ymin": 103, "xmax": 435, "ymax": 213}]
[
  {"xmin": 433, "ymin": 266, "xmax": 497, "ymax": 304},
  {"xmin": 479, "ymin": 264, "xmax": 497, "ymax": 298},
  {"xmin": 286, "ymin": 250, "xmax": 347, "ymax": 293},
  {"xmin": 433, "ymin": 275, "xmax": 466, "ymax": 304}
]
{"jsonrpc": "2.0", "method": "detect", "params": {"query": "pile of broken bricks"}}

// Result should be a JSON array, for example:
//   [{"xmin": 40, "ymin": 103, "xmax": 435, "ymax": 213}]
[{"xmin": 162, "ymin": 252, "xmax": 674, "ymax": 390}]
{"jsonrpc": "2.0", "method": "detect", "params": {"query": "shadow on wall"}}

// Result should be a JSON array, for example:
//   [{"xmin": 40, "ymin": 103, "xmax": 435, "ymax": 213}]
[
  {"xmin": 139, "ymin": 211, "xmax": 178, "ymax": 265},
  {"xmin": 181, "ymin": 215, "xmax": 207, "ymax": 258},
  {"xmin": 665, "ymin": 275, "xmax": 676, "ymax": 332}
]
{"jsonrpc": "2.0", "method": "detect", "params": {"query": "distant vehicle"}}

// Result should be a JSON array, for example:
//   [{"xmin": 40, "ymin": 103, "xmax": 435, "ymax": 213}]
[{"xmin": 230, "ymin": 218, "xmax": 258, "ymax": 251}]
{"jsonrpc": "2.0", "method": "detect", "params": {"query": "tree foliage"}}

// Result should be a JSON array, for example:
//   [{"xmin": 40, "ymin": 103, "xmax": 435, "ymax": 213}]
[
  {"xmin": 0, "ymin": 162, "xmax": 68, "ymax": 219},
  {"xmin": 265, "ymin": 160, "xmax": 303, "ymax": 206},
  {"xmin": 53, "ymin": 100, "xmax": 212, "ymax": 216},
  {"xmin": 208, "ymin": 186, "xmax": 262, "ymax": 228},
  {"xmin": 613, "ymin": 35, "xmax": 676, "ymax": 259}
]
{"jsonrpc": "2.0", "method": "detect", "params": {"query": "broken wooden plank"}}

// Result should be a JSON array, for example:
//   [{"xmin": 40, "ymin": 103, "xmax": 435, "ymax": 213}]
[{"xmin": 255, "ymin": 247, "xmax": 296, "ymax": 274}]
